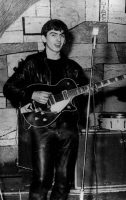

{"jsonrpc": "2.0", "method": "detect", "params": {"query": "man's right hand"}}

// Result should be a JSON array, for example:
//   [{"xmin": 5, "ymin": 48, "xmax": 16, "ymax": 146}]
[{"xmin": 32, "ymin": 91, "xmax": 51, "ymax": 104}]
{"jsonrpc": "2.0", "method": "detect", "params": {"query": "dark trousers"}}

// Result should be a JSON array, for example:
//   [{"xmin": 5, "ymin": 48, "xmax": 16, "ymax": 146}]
[{"xmin": 29, "ymin": 124, "xmax": 79, "ymax": 200}]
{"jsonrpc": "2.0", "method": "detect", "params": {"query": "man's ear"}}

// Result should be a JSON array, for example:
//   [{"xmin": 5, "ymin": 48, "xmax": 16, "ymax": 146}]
[{"xmin": 41, "ymin": 35, "xmax": 46, "ymax": 43}]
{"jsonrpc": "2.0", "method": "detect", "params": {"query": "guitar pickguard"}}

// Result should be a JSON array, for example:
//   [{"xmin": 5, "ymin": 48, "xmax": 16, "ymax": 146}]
[{"xmin": 50, "ymin": 99, "xmax": 71, "ymax": 113}]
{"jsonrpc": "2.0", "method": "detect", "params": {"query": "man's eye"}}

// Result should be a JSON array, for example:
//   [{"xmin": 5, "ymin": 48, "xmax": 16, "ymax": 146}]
[
  {"xmin": 51, "ymin": 33, "xmax": 56, "ymax": 36},
  {"xmin": 61, "ymin": 34, "xmax": 65, "ymax": 38}
]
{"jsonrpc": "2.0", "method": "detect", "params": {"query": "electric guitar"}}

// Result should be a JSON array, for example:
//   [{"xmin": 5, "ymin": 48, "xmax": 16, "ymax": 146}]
[{"xmin": 20, "ymin": 74, "xmax": 126, "ymax": 128}]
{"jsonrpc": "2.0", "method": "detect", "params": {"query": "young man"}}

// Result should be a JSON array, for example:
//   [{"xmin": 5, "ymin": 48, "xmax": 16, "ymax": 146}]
[{"xmin": 3, "ymin": 19, "xmax": 88, "ymax": 200}]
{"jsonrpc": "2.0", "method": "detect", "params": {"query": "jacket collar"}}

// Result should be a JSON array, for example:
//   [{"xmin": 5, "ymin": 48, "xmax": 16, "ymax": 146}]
[{"xmin": 41, "ymin": 48, "xmax": 67, "ymax": 61}]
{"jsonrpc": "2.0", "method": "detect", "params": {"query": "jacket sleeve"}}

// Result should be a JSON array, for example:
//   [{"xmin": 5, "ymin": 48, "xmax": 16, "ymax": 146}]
[{"xmin": 3, "ymin": 59, "xmax": 36, "ymax": 108}]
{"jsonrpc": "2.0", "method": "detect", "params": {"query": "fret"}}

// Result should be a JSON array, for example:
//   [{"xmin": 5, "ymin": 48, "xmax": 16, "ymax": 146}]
[
  {"xmin": 78, "ymin": 87, "xmax": 85, "ymax": 94},
  {"xmin": 95, "ymin": 82, "xmax": 102, "ymax": 89},
  {"xmin": 80, "ymin": 85, "xmax": 89, "ymax": 94},
  {"xmin": 109, "ymin": 77, "xmax": 115, "ymax": 83},
  {"xmin": 102, "ymin": 80, "xmax": 109, "ymax": 85},
  {"xmin": 67, "ymin": 88, "xmax": 78, "ymax": 98},
  {"xmin": 48, "ymin": 73, "xmax": 126, "ymax": 106},
  {"xmin": 102, "ymin": 79, "xmax": 111, "ymax": 86},
  {"xmin": 83, "ymin": 85, "xmax": 89, "ymax": 91},
  {"xmin": 115, "ymin": 77, "xmax": 118, "ymax": 82},
  {"xmin": 102, "ymin": 80, "xmax": 108, "ymax": 84},
  {"xmin": 76, "ymin": 87, "xmax": 80, "ymax": 96},
  {"xmin": 101, "ymin": 81, "xmax": 104, "ymax": 87},
  {"xmin": 117, "ymin": 75, "xmax": 124, "ymax": 81}
]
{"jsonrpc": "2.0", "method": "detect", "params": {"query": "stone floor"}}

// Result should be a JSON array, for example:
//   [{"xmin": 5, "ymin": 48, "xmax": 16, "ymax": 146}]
[
  {"xmin": 0, "ymin": 175, "xmax": 126, "ymax": 200},
  {"xmin": 1, "ymin": 190, "xmax": 126, "ymax": 200}
]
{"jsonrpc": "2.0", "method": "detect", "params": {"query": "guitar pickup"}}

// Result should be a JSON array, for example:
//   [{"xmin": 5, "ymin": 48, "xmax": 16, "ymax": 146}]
[{"xmin": 62, "ymin": 90, "xmax": 68, "ymax": 100}]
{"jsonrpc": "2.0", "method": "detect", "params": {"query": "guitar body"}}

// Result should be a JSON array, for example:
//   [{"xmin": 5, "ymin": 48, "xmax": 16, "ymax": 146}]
[
  {"xmin": 20, "ymin": 78, "xmax": 77, "ymax": 128},
  {"xmin": 20, "ymin": 73, "xmax": 126, "ymax": 128}
]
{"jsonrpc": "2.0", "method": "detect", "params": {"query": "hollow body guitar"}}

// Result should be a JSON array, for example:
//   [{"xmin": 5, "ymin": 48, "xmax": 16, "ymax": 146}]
[{"xmin": 20, "ymin": 75, "xmax": 126, "ymax": 128}]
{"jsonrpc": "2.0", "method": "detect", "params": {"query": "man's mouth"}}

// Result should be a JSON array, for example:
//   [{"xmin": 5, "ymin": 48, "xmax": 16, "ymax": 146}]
[{"xmin": 55, "ymin": 44, "xmax": 61, "ymax": 48}]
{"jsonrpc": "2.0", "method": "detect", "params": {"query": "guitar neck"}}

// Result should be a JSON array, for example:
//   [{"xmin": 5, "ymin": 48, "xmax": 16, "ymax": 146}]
[{"xmin": 67, "ymin": 74, "xmax": 126, "ymax": 99}]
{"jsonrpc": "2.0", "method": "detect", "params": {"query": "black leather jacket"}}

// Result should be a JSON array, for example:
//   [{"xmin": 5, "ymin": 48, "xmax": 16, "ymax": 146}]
[{"xmin": 3, "ymin": 50, "xmax": 88, "ymax": 127}]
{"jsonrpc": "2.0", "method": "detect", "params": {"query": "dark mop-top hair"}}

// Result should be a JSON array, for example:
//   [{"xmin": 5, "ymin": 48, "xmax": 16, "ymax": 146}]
[{"xmin": 41, "ymin": 19, "xmax": 69, "ymax": 41}]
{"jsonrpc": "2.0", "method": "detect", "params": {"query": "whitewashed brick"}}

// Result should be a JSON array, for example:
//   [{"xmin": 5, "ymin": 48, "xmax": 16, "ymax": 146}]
[
  {"xmin": 6, "ymin": 18, "xmax": 23, "ymax": 31},
  {"xmin": 0, "ymin": 93, "xmax": 4, "ymax": 97},
  {"xmin": 86, "ymin": 0, "xmax": 99, "ymax": 21},
  {"xmin": 21, "ymin": 4, "xmax": 36, "ymax": 17},
  {"xmin": 103, "ymin": 96, "xmax": 126, "ymax": 112},
  {"xmin": 7, "ymin": 52, "xmax": 37, "ymax": 77},
  {"xmin": 0, "ymin": 109, "xmax": 18, "ymax": 146},
  {"xmin": 0, "ymin": 97, "xmax": 6, "ymax": 108},
  {"xmin": 24, "ymin": 17, "xmax": 50, "ymax": 34},
  {"xmin": 22, "ymin": 0, "xmax": 50, "ymax": 17},
  {"xmin": 94, "ymin": 44, "xmax": 119, "ymax": 64},
  {"xmin": 0, "ymin": 146, "xmax": 18, "ymax": 163},
  {"xmin": 68, "ymin": 44, "xmax": 92, "ymax": 57},
  {"xmin": 69, "ymin": 56, "xmax": 91, "ymax": 69},
  {"xmin": 38, "ymin": 42, "xmax": 45, "ymax": 51},
  {"xmin": 109, "ymin": 12, "xmax": 126, "ymax": 24},
  {"xmin": 108, "ymin": 23, "xmax": 126, "ymax": 42},
  {"xmin": 51, "ymin": 0, "xmax": 86, "ymax": 29},
  {"xmin": 24, "ymin": 35, "xmax": 42, "ymax": 43},
  {"xmin": 36, "ymin": 6, "xmax": 50, "ymax": 17},
  {"xmin": 0, "ymin": 131, "xmax": 18, "ymax": 146},
  {"xmin": 35, "ymin": 0, "xmax": 50, "ymax": 7},
  {"xmin": 108, "ymin": 0, "xmax": 126, "ymax": 24},
  {"xmin": 104, "ymin": 64, "xmax": 126, "ymax": 88},
  {"xmin": 0, "ymin": 31, "xmax": 23, "ymax": 43},
  {"xmin": 109, "ymin": 0, "xmax": 125, "ymax": 12}
]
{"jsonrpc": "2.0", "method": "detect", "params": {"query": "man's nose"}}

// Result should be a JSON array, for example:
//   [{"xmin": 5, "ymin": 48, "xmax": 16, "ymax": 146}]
[{"xmin": 57, "ymin": 35, "xmax": 61, "ymax": 41}]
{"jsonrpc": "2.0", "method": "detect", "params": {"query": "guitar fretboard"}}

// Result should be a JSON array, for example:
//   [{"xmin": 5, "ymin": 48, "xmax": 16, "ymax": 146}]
[
  {"xmin": 67, "ymin": 74, "xmax": 126, "ymax": 99},
  {"xmin": 48, "ymin": 74, "xmax": 126, "ymax": 104}
]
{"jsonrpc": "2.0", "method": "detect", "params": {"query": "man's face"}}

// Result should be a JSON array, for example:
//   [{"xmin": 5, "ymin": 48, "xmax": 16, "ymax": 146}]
[{"xmin": 42, "ymin": 29, "xmax": 66, "ymax": 53}]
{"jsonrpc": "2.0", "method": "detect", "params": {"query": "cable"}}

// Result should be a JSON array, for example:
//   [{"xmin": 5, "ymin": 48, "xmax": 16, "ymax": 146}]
[
  {"xmin": 91, "ymin": 88, "xmax": 98, "ymax": 200},
  {"xmin": 0, "ymin": 130, "xmax": 16, "ymax": 138}
]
